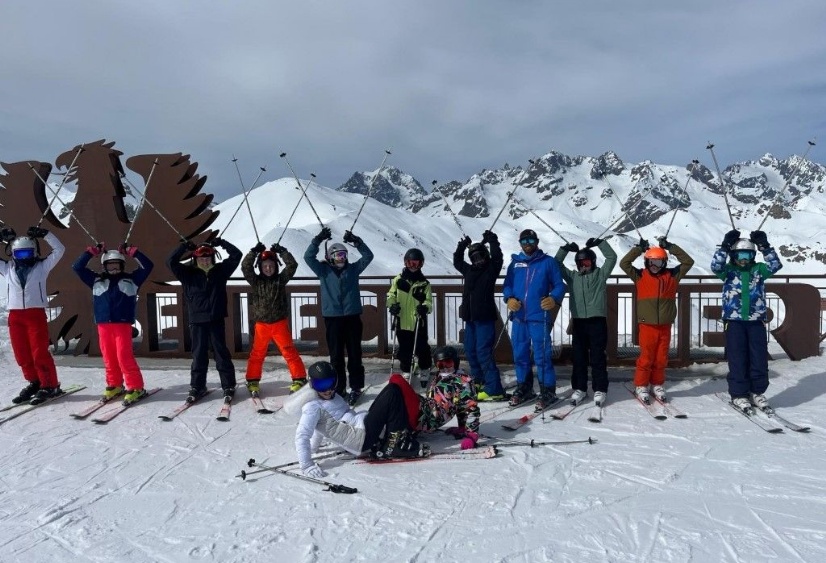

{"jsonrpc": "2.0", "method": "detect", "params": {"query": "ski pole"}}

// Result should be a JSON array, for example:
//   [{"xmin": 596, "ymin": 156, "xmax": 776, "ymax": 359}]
[
  {"xmin": 479, "ymin": 435, "xmax": 596, "ymax": 447},
  {"xmin": 594, "ymin": 179, "xmax": 655, "ymax": 240},
  {"xmin": 510, "ymin": 194, "xmax": 569, "ymax": 243},
  {"xmin": 755, "ymin": 138, "xmax": 817, "ymax": 231},
  {"xmin": 36, "ymin": 144, "xmax": 85, "ymax": 228},
  {"xmin": 705, "ymin": 142, "xmax": 737, "ymax": 230},
  {"xmin": 494, "ymin": 313, "xmax": 512, "ymax": 349},
  {"xmin": 349, "ymin": 149, "xmax": 391, "ymax": 232},
  {"xmin": 489, "ymin": 159, "xmax": 535, "ymax": 231},
  {"xmin": 241, "ymin": 458, "xmax": 357, "ymax": 494},
  {"xmin": 276, "ymin": 173, "xmax": 317, "ymax": 245},
  {"xmin": 389, "ymin": 313, "xmax": 399, "ymax": 375},
  {"xmin": 408, "ymin": 314, "xmax": 421, "ymax": 384},
  {"xmin": 280, "ymin": 152, "xmax": 325, "ymax": 228},
  {"xmin": 433, "ymin": 180, "xmax": 468, "ymax": 239},
  {"xmin": 221, "ymin": 156, "xmax": 266, "ymax": 240},
  {"xmin": 120, "ymin": 175, "xmax": 189, "ymax": 242},
  {"xmin": 28, "ymin": 162, "xmax": 99, "ymax": 244},
  {"xmin": 663, "ymin": 159, "xmax": 699, "ymax": 239},
  {"xmin": 236, "ymin": 451, "xmax": 345, "ymax": 480},
  {"xmin": 124, "ymin": 158, "xmax": 160, "ymax": 244},
  {"xmin": 604, "ymin": 177, "xmax": 644, "ymax": 240}
]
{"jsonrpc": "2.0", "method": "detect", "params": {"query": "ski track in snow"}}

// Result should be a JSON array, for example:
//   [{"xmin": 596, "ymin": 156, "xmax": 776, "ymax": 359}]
[{"xmin": 1, "ymin": 355, "xmax": 826, "ymax": 562}]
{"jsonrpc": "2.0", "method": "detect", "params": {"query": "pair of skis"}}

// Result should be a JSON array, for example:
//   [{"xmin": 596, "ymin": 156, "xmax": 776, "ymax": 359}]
[
  {"xmin": 624, "ymin": 383, "xmax": 687, "ymax": 420},
  {"xmin": 71, "ymin": 388, "xmax": 162, "ymax": 423},
  {"xmin": 359, "ymin": 445, "xmax": 499, "ymax": 464},
  {"xmin": 216, "ymin": 390, "xmax": 279, "ymax": 421},
  {"xmin": 716, "ymin": 393, "xmax": 810, "ymax": 433},
  {"xmin": 501, "ymin": 389, "xmax": 574, "ymax": 431},
  {"xmin": 0, "ymin": 384, "xmax": 86, "ymax": 426}
]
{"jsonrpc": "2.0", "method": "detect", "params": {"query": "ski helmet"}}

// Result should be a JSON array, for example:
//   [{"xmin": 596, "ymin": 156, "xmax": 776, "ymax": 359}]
[
  {"xmin": 433, "ymin": 346, "xmax": 459, "ymax": 374},
  {"xmin": 307, "ymin": 361, "xmax": 337, "ymax": 392},
  {"xmin": 518, "ymin": 229, "xmax": 538, "ymax": 244},
  {"xmin": 193, "ymin": 243, "xmax": 217, "ymax": 263},
  {"xmin": 575, "ymin": 248, "xmax": 597, "ymax": 272},
  {"xmin": 327, "ymin": 243, "xmax": 348, "ymax": 267},
  {"xmin": 256, "ymin": 250, "xmax": 280, "ymax": 273},
  {"xmin": 467, "ymin": 243, "xmax": 489, "ymax": 266},
  {"xmin": 11, "ymin": 236, "xmax": 37, "ymax": 262},
  {"xmin": 730, "ymin": 238, "xmax": 756, "ymax": 263},
  {"xmin": 643, "ymin": 247, "xmax": 667, "ymax": 261},
  {"xmin": 100, "ymin": 249, "xmax": 126, "ymax": 266},
  {"xmin": 404, "ymin": 248, "xmax": 425, "ymax": 262}
]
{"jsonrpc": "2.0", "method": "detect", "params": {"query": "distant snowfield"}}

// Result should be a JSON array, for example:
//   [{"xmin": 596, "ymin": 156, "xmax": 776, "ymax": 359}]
[{"xmin": 1, "ymin": 326, "xmax": 825, "ymax": 562}]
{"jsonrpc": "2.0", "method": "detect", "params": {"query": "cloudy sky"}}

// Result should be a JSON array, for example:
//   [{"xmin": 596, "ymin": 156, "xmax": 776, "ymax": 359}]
[{"xmin": 2, "ymin": 1, "xmax": 825, "ymax": 203}]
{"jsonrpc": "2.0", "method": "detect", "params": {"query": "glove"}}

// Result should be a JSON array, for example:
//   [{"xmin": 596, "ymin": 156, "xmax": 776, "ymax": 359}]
[
  {"xmin": 27, "ymin": 226, "xmax": 48, "ymax": 238},
  {"xmin": 750, "ymin": 230, "xmax": 769, "ymax": 250},
  {"xmin": 506, "ymin": 298, "xmax": 521, "ymax": 312},
  {"xmin": 303, "ymin": 463, "xmax": 327, "ymax": 479},
  {"xmin": 252, "ymin": 242, "xmax": 266, "ymax": 253},
  {"xmin": 181, "ymin": 239, "xmax": 197, "ymax": 251},
  {"xmin": 343, "ymin": 230, "xmax": 362, "ymax": 246},
  {"xmin": 482, "ymin": 230, "xmax": 497, "ymax": 243},
  {"xmin": 721, "ymin": 229, "xmax": 741, "ymax": 250},
  {"xmin": 122, "ymin": 245, "xmax": 139, "ymax": 258},
  {"xmin": 562, "ymin": 242, "xmax": 579, "ymax": 253},
  {"xmin": 657, "ymin": 237, "xmax": 672, "ymax": 250},
  {"xmin": 1, "ymin": 227, "xmax": 17, "ymax": 242},
  {"xmin": 416, "ymin": 304, "xmax": 428, "ymax": 317},
  {"xmin": 86, "ymin": 245, "xmax": 102, "ymax": 256},
  {"xmin": 389, "ymin": 303, "xmax": 401, "ymax": 316},
  {"xmin": 314, "ymin": 227, "xmax": 332, "ymax": 243},
  {"xmin": 637, "ymin": 238, "xmax": 650, "ymax": 252},
  {"xmin": 460, "ymin": 431, "xmax": 479, "ymax": 450},
  {"xmin": 270, "ymin": 243, "xmax": 285, "ymax": 254},
  {"xmin": 458, "ymin": 235, "xmax": 471, "ymax": 249},
  {"xmin": 585, "ymin": 237, "xmax": 603, "ymax": 248},
  {"xmin": 444, "ymin": 427, "xmax": 467, "ymax": 439},
  {"xmin": 540, "ymin": 296, "xmax": 557, "ymax": 311},
  {"xmin": 211, "ymin": 237, "xmax": 225, "ymax": 247}
]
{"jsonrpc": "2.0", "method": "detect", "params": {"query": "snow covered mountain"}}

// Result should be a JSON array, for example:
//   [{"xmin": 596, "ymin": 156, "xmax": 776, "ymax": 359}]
[{"xmin": 211, "ymin": 149, "xmax": 826, "ymax": 276}]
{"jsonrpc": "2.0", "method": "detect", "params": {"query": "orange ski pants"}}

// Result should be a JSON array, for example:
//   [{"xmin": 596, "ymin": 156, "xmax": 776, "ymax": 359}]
[
  {"xmin": 633, "ymin": 323, "xmax": 671, "ymax": 387},
  {"xmin": 245, "ymin": 320, "xmax": 306, "ymax": 381}
]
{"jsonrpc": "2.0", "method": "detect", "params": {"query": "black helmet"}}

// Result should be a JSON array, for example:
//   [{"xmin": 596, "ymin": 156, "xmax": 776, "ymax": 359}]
[
  {"xmin": 467, "ymin": 242, "xmax": 489, "ymax": 266},
  {"xmin": 575, "ymin": 248, "xmax": 597, "ymax": 268},
  {"xmin": 404, "ymin": 248, "xmax": 425, "ymax": 262},
  {"xmin": 307, "ymin": 361, "xmax": 337, "ymax": 392},
  {"xmin": 518, "ymin": 229, "xmax": 538, "ymax": 243},
  {"xmin": 433, "ymin": 346, "xmax": 459, "ymax": 373}
]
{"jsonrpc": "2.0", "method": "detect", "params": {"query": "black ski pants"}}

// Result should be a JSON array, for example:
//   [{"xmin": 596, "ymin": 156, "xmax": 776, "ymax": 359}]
[
  {"xmin": 324, "ymin": 314, "xmax": 365, "ymax": 395},
  {"xmin": 190, "ymin": 319, "xmax": 236, "ymax": 391},
  {"xmin": 362, "ymin": 383, "xmax": 411, "ymax": 451},
  {"xmin": 571, "ymin": 317, "xmax": 608, "ymax": 393},
  {"xmin": 396, "ymin": 325, "xmax": 432, "ymax": 373}
]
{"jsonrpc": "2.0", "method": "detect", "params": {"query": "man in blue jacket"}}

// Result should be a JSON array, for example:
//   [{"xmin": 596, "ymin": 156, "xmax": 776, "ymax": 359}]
[
  {"xmin": 304, "ymin": 228, "xmax": 373, "ymax": 402},
  {"xmin": 502, "ymin": 229, "xmax": 565, "ymax": 410}
]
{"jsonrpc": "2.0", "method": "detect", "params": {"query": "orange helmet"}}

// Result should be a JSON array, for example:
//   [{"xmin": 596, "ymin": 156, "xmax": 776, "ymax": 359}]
[{"xmin": 644, "ymin": 247, "xmax": 667, "ymax": 261}]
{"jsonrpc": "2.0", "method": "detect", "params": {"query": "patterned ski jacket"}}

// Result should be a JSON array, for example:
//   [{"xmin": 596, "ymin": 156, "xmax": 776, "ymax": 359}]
[
  {"xmin": 72, "ymin": 249, "xmax": 154, "ymax": 324},
  {"xmin": 710, "ymin": 246, "xmax": 782, "ymax": 321},
  {"xmin": 554, "ymin": 240, "xmax": 617, "ymax": 319},
  {"xmin": 241, "ymin": 248, "xmax": 298, "ymax": 324},
  {"xmin": 416, "ymin": 369, "xmax": 480, "ymax": 434},
  {"xmin": 619, "ymin": 243, "xmax": 694, "ymax": 325},
  {"xmin": 0, "ymin": 232, "xmax": 65, "ymax": 310},
  {"xmin": 502, "ymin": 249, "xmax": 565, "ymax": 323},
  {"xmin": 386, "ymin": 269, "xmax": 432, "ymax": 331},
  {"xmin": 303, "ymin": 239, "xmax": 373, "ymax": 317}
]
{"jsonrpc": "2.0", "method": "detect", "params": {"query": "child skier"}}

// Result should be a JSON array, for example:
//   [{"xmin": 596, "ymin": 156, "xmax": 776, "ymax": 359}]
[
  {"xmin": 0, "ymin": 226, "xmax": 65, "ymax": 404},
  {"xmin": 555, "ymin": 237, "xmax": 617, "ymax": 407},
  {"xmin": 711, "ymin": 229, "xmax": 782, "ymax": 411},
  {"xmin": 72, "ymin": 244, "xmax": 154, "ymax": 404},
  {"xmin": 387, "ymin": 248, "xmax": 433, "ymax": 388},
  {"xmin": 619, "ymin": 237, "xmax": 694, "ymax": 403},
  {"xmin": 241, "ymin": 242, "xmax": 306, "ymax": 394}
]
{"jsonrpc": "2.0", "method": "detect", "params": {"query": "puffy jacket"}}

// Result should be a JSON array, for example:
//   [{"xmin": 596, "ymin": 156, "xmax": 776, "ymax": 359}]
[
  {"xmin": 72, "ymin": 249, "xmax": 154, "ymax": 324},
  {"xmin": 453, "ymin": 237, "xmax": 504, "ymax": 322},
  {"xmin": 502, "ymin": 249, "xmax": 565, "ymax": 323},
  {"xmin": 710, "ymin": 246, "xmax": 782, "ymax": 321},
  {"xmin": 416, "ymin": 369, "xmax": 480, "ymax": 433},
  {"xmin": 303, "ymin": 239, "xmax": 373, "ymax": 317},
  {"xmin": 619, "ymin": 243, "xmax": 694, "ymax": 325},
  {"xmin": 241, "ymin": 247, "xmax": 298, "ymax": 323},
  {"xmin": 166, "ymin": 240, "xmax": 242, "ymax": 323},
  {"xmin": 295, "ymin": 394, "xmax": 366, "ymax": 469},
  {"xmin": 0, "ymin": 232, "xmax": 65, "ymax": 310},
  {"xmin": 386, "ymin": 269, "xmax": 432, "ymax": 331},
  {"xmin": 554, "ymin": 240, "xmax": 617, "ymax": 319}
]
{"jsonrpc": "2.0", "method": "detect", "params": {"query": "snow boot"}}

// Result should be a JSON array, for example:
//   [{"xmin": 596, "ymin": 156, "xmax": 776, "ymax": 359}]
[
  {"xmin": 570, "ymin": 389, "xmax": 587, "ymax": 406},
  {"xmin": 635, "ymin": 385, "xmax": 651, "ymax": 404},
  {"xmin": 289, "ymin": 378, "xmax": 307, "ymax": 394},
  {"xmin": 12, "ymin": 381, "xmax": 40, "ymax": 404},
  {"xmin": 30, "ymin": 386, "xmax": 63, "ymax": 405}
]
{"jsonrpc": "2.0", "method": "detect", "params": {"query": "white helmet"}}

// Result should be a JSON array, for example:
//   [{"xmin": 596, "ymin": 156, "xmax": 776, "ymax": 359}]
[
  {"xmin": 101, "ymin": 249, "xmax": 126, "ymax": 265},
  {"xmin": 11, "ymin": 236, "xmax": 37, "ymax": 261},
  {"xmin": 731, "ymin": 239, "xmax": 756, "ymax": 253},
  {"xmin": 326, "ymin": 243, "xmax": 348, "ymax": 268}
]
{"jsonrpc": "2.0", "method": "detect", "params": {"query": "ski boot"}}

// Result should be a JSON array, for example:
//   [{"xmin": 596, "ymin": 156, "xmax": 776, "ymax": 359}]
[
  {"xmin": 289, "ymin": 378, "xmax": 307, "ymax": 394},
  {"xmin": 652, "ymin": 385, "xmax": 667, "ymax": 402},
  {"xmin": 635, "ymin": 385, "xmax": 651, "ymax": 404},
  {"xmin": 347, "ymin": 389, "xmax": 363, "ymax": 406},
  {"xmin": 245, "ymin": 380, "xmax": 261, "ymax": 394},
  {"xmin": 509, "ymin": 383, "xmax": 536, "ymax": 407},
  {"xmin": 186, "ymin": 387, "xmax": 208, "ymax": 404},
  {"xmin": 12, "ymin": 381, "xmax": 40, "ymax": 404},
  {"xmin": 123, "ymin": 388, "xmax": 148, "ymax": 405},
  {"xmin": 535, "ymin": 385, "xmax": 557, "ymax": 412},
  {"xmin": 570, "ymin": 389, "xmax": 587, "ymax": 406},
  {"xmin": 102, "ymin": 386, "xmax": 124, "ymax": 401},
  {"xmin": 30, "ymin": 386, "xmax": 63, "ymax": 405}
]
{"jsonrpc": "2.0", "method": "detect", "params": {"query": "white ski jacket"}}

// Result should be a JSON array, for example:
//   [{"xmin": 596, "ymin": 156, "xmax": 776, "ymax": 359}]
[
  {"xmin": 295, "ymin": 394, "xmax": 366, "ymax": 470},
  {"xmin": 0, "ymin": 233, "xmax": 65, "ymax": 310}
]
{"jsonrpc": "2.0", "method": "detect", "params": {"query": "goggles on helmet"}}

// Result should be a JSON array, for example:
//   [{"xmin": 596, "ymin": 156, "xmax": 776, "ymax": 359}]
[
  {"xmin": 648, "ymin": 258, "xmax": 666, "ymax": 268},
  {"xmin": 519, "ymin": 238, "xmax": 538, "ymax": 245},
  {"xmin": 13, "ymin": 248, "xmax": 35, "ymax": 260},
  {"xmin": 311, "ymin": 377, "xmax": 337, "ymax": 392},
  {"xmin": 331, "ymin": 250, "xmax": 348, "ymax": 262},
  {"xmin": 193, "ymin": 245, "xmax": 215, "ymax": 257}
]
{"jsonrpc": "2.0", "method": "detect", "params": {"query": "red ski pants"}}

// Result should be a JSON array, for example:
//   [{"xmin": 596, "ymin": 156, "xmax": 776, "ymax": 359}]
[
  {"xmin": 98, "ymin": 323, "xmax": 145, "ymax": 390},
  {"xmin": 245, "ymin": 320, "xmax": 306, "ymax": 381},
  {"xmin": 8, "ymin": 308, "xmax": 58, "ymax": 387},
  {"xmin": 633, "ymin": 323, "xmax": 671, "ymax": 387}
]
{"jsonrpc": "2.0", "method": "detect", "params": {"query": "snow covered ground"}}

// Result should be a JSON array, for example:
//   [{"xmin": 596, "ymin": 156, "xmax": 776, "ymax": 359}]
[{"xmin": 1, "ymin": 324, "xmax": 826, "ymax": 563}]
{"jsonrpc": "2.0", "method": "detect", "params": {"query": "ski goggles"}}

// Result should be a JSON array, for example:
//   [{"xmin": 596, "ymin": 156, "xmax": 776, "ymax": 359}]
[
  {"xmin": 436, "ymin": 359, "xmax": 455, "ymax": 371},
  {"xmin": 519, "ymin": 237, "xmax": 538, "ymax": 245},
  {"xmin": 330, "ymin": 250, "xmax": 348, "ymax": 262},
  {"xmin": 193, "ymin": 245, "xmax": 215, "ymax": 257},
  {"xmin": 311, "ymin": 377, "xmax": 337, "ymax": 392},
  {"xmin": 12, "ymin": 248, "xmax": 35, "ymax": 260},
  {"xmin": 648, "ymin": 258, "xmax": 666, "ymax": 268},
  {"xmin": 735, "ymin": 250, "xmax": 755, "ymax": 261}
]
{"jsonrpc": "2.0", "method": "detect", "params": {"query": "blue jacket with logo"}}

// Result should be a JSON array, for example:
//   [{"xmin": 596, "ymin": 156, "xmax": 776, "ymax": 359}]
[{"xmin": 502, "ymin": 249, "xmax": 565, "ymax": 323}]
